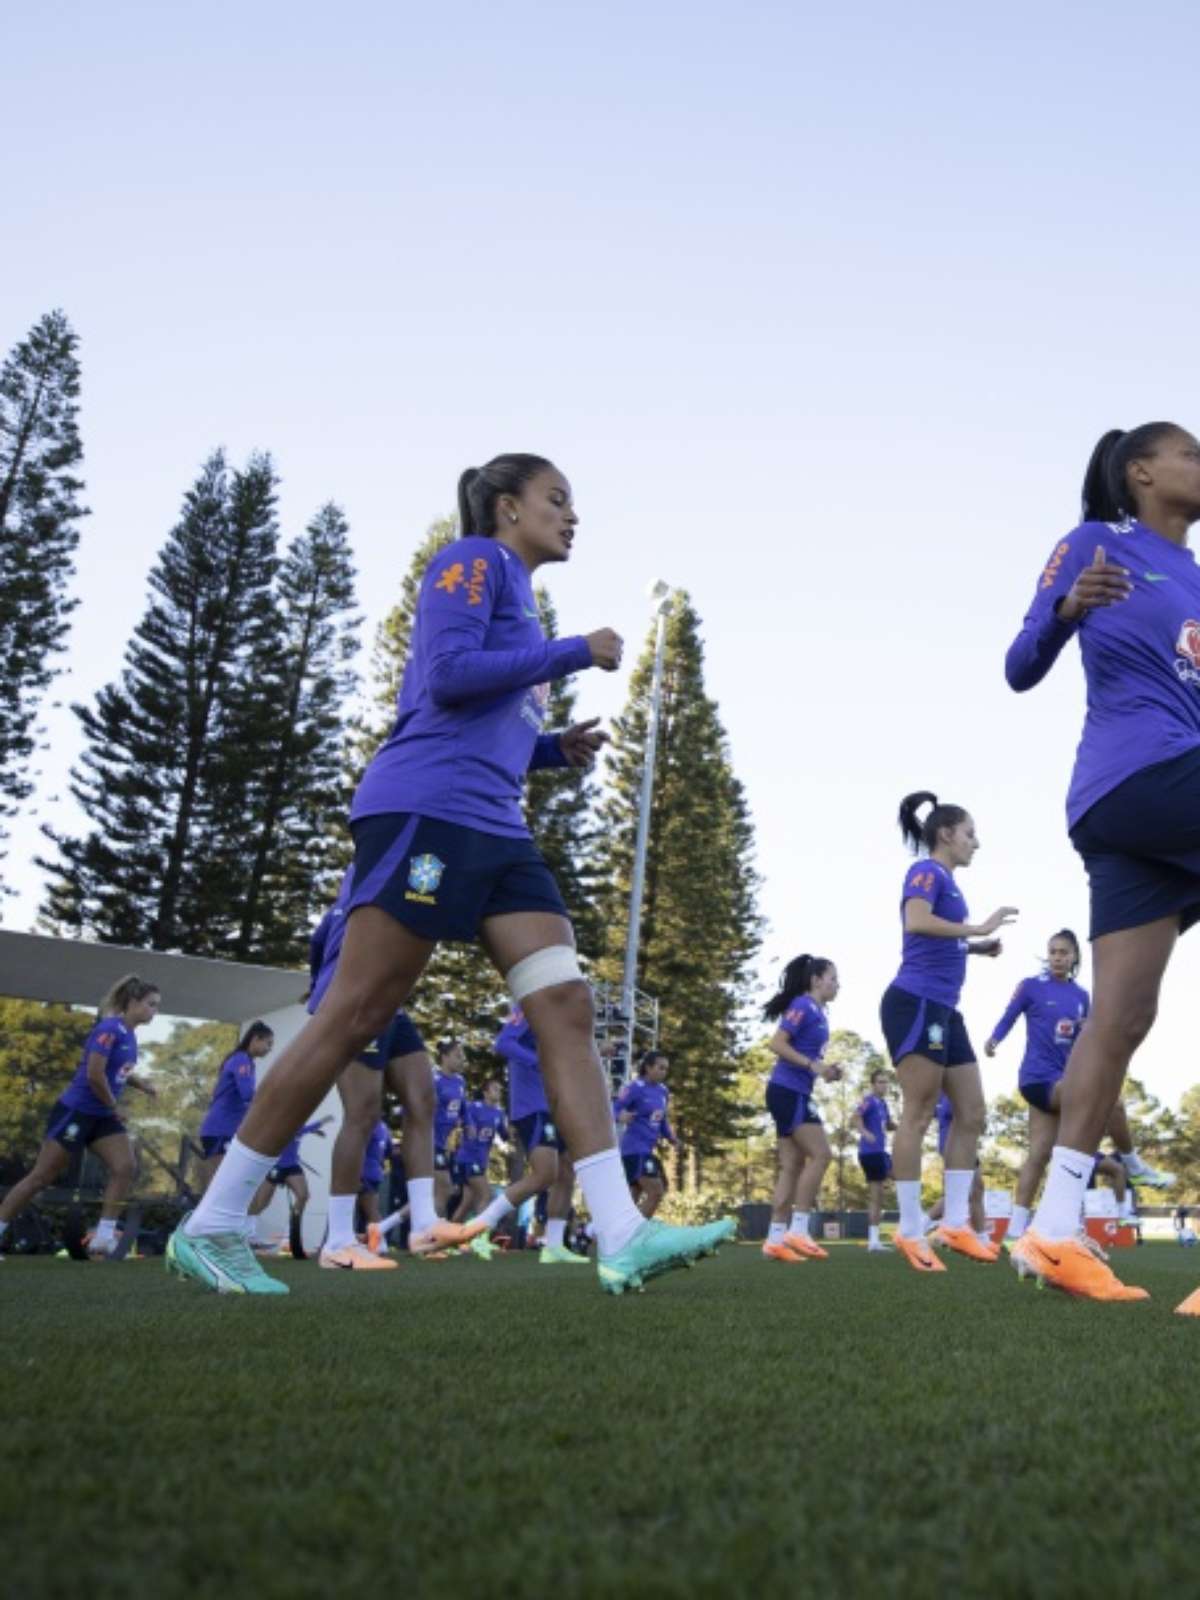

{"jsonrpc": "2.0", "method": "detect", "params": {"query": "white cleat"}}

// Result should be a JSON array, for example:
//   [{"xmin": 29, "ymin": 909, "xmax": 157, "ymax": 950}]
[
  {"xmin": 1127, "ymin": 1163, "xmax": 1174, "ymax": 1190},
  {"xmin": 867, "ymin": 1242, "xmax": 893, "ymax": 1253}
]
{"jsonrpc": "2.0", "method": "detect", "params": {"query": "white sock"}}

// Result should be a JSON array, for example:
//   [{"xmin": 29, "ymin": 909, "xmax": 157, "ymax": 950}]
[
  {"xmin": 185, "ymin": 1137, "xmax": 278, "ymax": 1236},
  {"xmin": 944, "ymin": 1169, "xmax": 974, "ymax": 1229},
  {"xmin": 789, "ymin": 1210, "xmax": 810, "ymax": 1239},
  {"xmin": 767, "ymin": 1221, "xmax": 787, "ymax": 1245},
  {"xmin": 1032, "ymin": 1147, "xmax": 1093, "ymax": 1241},
  {"xmin": 478, "ymin": 1194, "xmax": 514, "ymax": 1232},
  {"xmin": 584, "ymin": 1221, "xmax": 597, "ymax": 1240},
  {"xmin": 574, "ymin": 1148, "xmax": 644, "ymax": 1256},
  {"xmin": 897, "ymin": 1180, "xmax": 923, "ymax": 1237},
  {"xmin": 325, "ymin": 1194, "xmax": 358, "ymax": 1252},
  {"xmin": 378, "ymin": 1208, "xmax": 405, "ymax": 1235},
  {"xmin": 408, "ymin": 1177, "xmax": 437, "ymax": 1235},
  {"xmin": 94, "ymin": 1217, "xmax": 117, "ymax": 1245},
  {"xmin": 544, "ymin": 1218, "xmax": 566, "ymax": 1249},
  {"xmin": 975, "ymin": 1229, "xmax": 993, "ymax": 1247},
  {"xmin": 868, "ymin": 1224, "xmax": 880, "ymax": 1246},
  {"xmin": 1119, "ymin": 1149, "xmax": 1147, "ymax": 1176},
  {"xmin": 1009, "ymin": 1204, "xmax": 1030, "ymax": 1241},
  {"xmin": 1119, "ymin": 1194, "xmax": 1135, "ymax": 1219}
]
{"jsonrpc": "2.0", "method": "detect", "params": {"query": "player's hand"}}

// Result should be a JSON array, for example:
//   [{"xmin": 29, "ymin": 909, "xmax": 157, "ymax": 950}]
[
  {"xmin": 559, "ymin": 718, "xmax": 610, "ymax": 769},
  {"xmin": 1058, "ymin": 545, "xmax": 1133, "ymax": 622},
  {"xmin": 977, "ymin": 907, "xmax": 1018, "ymax": 937},
  {"xmin": 586, "ymin": 628, "xmax": 624, "ymax": 671},
  {"xmin": 984, "ymin": 1037, "xmax": 997, "ymax": 1058},
  {"xmin": 822, "ymin": 1064, "xmax": 843, "ymax": 1083},
  {"xmin": 973, "ymin": 939, "xmax": 1003, "ymax": 958}
]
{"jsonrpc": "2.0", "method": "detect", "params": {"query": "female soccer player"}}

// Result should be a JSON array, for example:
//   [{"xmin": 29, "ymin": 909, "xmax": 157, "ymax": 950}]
[
  {"xmin": 761, "ymin": 955, "xmax": 842, "ymax": 1264},
  {"xmin": 984, "ymin": 931, "xmax": 1169, "ymax": 1250},
  {"xmin": 879, "ymin": 792, "xmax": 1017, "ymax": 1272},
  {"xmin": 451, "ymin": 1080, "xmax": 508, "ymax": 1229},
  {"xmin": 247, "ymin": 1117, "xmax": 331, "ymax": 1247},
  {"xmin": 616, "ymin": 1050, "xmax": 678, "ymax": 1218},
  {"xmin": 433, "ymin": 1039, "xmax": 468, "ymax": 1216},
  {"xmin": 927, "ymin": 1093, "xmax": 990, "ymax": 1246},
  {"xmin": 196, "ymin": 1023, "xmax": 275, "ymax": 1188},
  {"xmin": 170, "ymin": 454, "xmax": 733, "ymax": 1295},
  {"xmin": 0, "ymin": 976, "xmax": 160, "ymax": 1259},
  {"xmin": 1004, "ymin": 423, "xmax": 1200, "ymax": 1304},
  {"xmin": 853, "ymin": 1068, "xmax": 895, "ymax": 1252}
]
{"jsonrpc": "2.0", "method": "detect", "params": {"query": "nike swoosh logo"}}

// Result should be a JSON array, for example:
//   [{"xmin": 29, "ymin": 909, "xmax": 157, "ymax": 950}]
[
  {"xmin": 1063, "ymin": 1166, "xmax": 1083, "ymax": 1180},
  {"xmin": 523, "ymin": 607, "xmax": 540, "ymax": 619},
  {"xmin": 1038, "ymin": 1248, "xmax": 1061, "ymax": 1266},
  {"xmin": 1143, "ymin": 572, "xmax": 1169, "ymax": 582}
]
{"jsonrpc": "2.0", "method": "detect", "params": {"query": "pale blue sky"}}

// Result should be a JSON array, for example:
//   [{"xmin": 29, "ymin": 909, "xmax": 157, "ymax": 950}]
[{"xmin": 4, "ymin": 2, "xmax": 1200, "ymax": 1111}]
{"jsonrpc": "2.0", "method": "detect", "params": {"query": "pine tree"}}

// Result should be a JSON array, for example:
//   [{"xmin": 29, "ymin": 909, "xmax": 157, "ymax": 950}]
[
  {"xmin": 215, "ymin": 503, "xmax": 361, "ymax": 964},
  {"xmin": 593, "ymin": 594, "xmax": 762, "ymax": 1177},
  {"xmin": 40, "ymin": 451, "xmax": 280, "ymax": 951},
  {"xmin": 0, "ymin": 309, "xmax": 86, "ymax": 860}
]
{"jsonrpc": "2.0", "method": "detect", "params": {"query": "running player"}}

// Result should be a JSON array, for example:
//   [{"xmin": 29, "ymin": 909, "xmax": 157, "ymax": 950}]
[
  {"xmin": 169, "ymin": 453, "xmax": 733, "ymax": 1295},
  {"xmin": 247, "ymin": 1117, "xmax": 331, "ymax": 1246},
  {"xmin": 0, "ymin": 976, "xmax": 160, "ymax": 1260},
  {"xmin": 1003, "ymin": 424, "xmax": 1200, "ymax": 1304},
  {"xmin": 196, "ymin": 1023, "xmax": 275, "ymax": 1189},
  {"xmin": 879, "ymin": 792, "xmax": 1017, "ymax": 1272},
  {"xmin": 853, "ymin": 1068, "xmax": 895, "ymax": 1252},
  {"xmin": 616, "ymin": 1050, "xmax": 678, "ymax": 1219},
  {"xmin": 451, "ymin": 1080, "xmax": 508, "ymax": 1228},
  {"xmin": 984, "ymin": 930, "xmax": 1169, "ymax": 1251},
  {"xmin": 433, "ymin": 1039, "xmax": 468, "ymax": 1216},
  {"xmin": 761, "ymin": 954, "xmax": 842, "ymax": 1264}
]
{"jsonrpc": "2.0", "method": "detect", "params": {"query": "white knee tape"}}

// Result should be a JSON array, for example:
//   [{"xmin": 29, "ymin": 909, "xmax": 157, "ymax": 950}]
[{"xmin": 507, "ymin": 946, "xmax": 584, "ymax": 1003}]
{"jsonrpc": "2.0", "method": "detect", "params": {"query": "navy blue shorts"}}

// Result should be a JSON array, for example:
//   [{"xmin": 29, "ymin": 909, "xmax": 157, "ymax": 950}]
[
  {"xmin": 359, "ymin": 1177, "xmax": 382, "ymax": 1195},
  {"xmin": 357, "ymin": 1009, "xmax": 426, "ymax": 1071},
  {"xmin": 434, "ymin": 1147, "xmax": 450, "ymax": 1172},
  {"xmin": 456, "ymin": 1158, "xmax": 488, "ymax": 1181},
  {"xmin": 268, "ymin": 1163, "xmax": 303, "ymax": 1184},
  {"xmin": 765, "ymin": 1082, "xmax": 822, "ymax": 1137},
  {"xmin": 347, "ymin": 812, "xmax": 567, "ymax": 943},
  {"xmin": 45, "ymin": 1100, "xmax": 126, "ymax": 1149},
  {"xmin": 515, "ymin": 1111, "xmax": 567, "ymax": 1156},
  {"xmin": 199, "ymin": 1134, "xmax": 233, "ymax": 1160},
  {"xmin": 1020, "ymin": 1080, "xmax": 1059, "ymax": 1114},
  {"xmin": 880, "ymin": 985, "xmax": 975, "ymax": 1068},
  {"xmin": 1071, "ymin": 749, "xmax": 1200, "ymax": 940},
  {"xmin": 858, "ymin": 1151, "xmax": 892, "ymax": 1184},
  {"xmin": 622, "ymin": 1152, "xmax": 663, "ymax": 1184}
]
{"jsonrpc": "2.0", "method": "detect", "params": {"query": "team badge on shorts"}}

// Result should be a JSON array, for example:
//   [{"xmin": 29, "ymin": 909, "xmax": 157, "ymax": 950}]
[
  {"xmin": 927, "ymin": 1023, "xmax": 945, "ymax": 1051},
  {"xmin": 406, "ymin": 853, "xmax": 445, "ymax": 903}
]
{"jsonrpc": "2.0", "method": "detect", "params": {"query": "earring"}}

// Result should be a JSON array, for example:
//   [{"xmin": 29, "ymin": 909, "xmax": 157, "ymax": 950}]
[{"xmin": 509, "ymin": 514, "xmax": 518, "ymax": 524}]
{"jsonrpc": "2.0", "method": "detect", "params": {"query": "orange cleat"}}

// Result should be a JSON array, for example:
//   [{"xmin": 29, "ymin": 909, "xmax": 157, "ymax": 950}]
[
  {"xmin": 894, "ymin": 1233, "xmax": 947, "ymax": 1273},
  {"xmin": 366, "ymin": 1223, "xmax": 387, "ymax": 1256},
  {"xmin": 1175, "ymin": 1286, "xmax": 1200, "ymax": 1316},
  {"xmin": 409, "ymin": 1219, "xmax": 482, "ymax": 1256},
  {"xmin": 935, "ymin": 1226, "xmax": 999, "ymax": 1263},
  {"xmin": 783, "ymin": 1233, "xmax": 829, "ymax": 1260},
  {"xmin": 319, "ymin": 1243, "xmax": 398, "ymax": 1271},
  {"xmin": 761, "ymin": 1240, "xmax": 805, "ymax": 1263},
  {"xmin": 1013, "ymin": 1231, "xmax": 1148, "ymax": 1301}
]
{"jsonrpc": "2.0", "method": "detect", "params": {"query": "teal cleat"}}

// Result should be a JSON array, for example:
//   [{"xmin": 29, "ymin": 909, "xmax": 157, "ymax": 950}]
[
  {"xmin": 538, "ymin": 1244, "xmax": 590, "ymax": 1266},
  {"xmin": 166, "ymin": 1219, "xmax": 289, "ymax": 1295},
  {"xmin": 597, "ymin": 1216, "xmax": 736, "ymax": 1296},
  {"xmin": 469, "ymin": 1232, "xmax": 495, "ymax": 1261}
]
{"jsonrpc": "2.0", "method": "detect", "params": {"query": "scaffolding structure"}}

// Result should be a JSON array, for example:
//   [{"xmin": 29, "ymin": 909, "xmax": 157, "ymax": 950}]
[{"xmin": 593, "ymin": 978, "xmax": 659, "ymax": 1090}]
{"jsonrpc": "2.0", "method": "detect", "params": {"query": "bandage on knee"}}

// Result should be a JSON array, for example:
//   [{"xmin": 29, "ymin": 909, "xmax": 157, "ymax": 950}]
[{"xmin": 506, "ymin": 945, "xmax": 584, "ymax": 1002}]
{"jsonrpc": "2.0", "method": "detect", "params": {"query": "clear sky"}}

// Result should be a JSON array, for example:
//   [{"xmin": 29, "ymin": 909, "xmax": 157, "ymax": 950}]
[{"xmin": 4, "ymin": 1, "xmax": 1199, "ymax": 1109}]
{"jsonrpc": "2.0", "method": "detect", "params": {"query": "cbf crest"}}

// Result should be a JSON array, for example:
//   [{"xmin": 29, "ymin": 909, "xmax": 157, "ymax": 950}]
[{"xmin": 408, "ymin": 854, "xmax": 445, "ymax": 896}]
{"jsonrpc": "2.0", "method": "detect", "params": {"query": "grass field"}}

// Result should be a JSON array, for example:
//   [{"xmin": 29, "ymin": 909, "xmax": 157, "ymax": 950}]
[{"xmin": 4, "ymin": 1239, "xmax": 1200, "ymax": 1598}]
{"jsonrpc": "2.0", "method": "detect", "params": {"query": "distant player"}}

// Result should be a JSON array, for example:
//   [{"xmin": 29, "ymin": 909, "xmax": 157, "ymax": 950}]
[
  {"xmin": 196, "ymin": 1023, "xmax": 275, "ymax": 1189},
  {"xmin": 927, "ymin": 1093, "xmax": 990, "ymax": 1246},
  {"xmin": 247, "ymin": 1117, "xmax": 331, "ymax": 1245},
  {"xmin": 451, "ymin": 1080, "xmax": 509, "ymax": 1228},
  {"xmin": 433, "ymin": 1039, "xmax": 468, "ymax": 1217},
  {"xmin": 616, "ymin": 1050, "xmax": 678, "ymax": 1219},
  {"xmin": 761, "ymin": 954, "xmax": 842, "ymax": 1263},
  {"xmin": 0, "ymin": 976, "xmax": 160, "ymax": 1260},
  {"xmin": 358, "ymin": 1119, "xmax": 392, "ymax": 1250},
  {"xmin": 853, "ymin": 1069, "xmax": 895, "ymax": 1252},
  {"xmin": 879, "ymin": 791, "xmax": 1017, "ymax": 1272}
]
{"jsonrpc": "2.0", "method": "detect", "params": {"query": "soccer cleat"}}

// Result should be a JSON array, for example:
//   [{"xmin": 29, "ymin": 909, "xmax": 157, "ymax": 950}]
[
  {"xmin": 410, "ymin": 1219, "xmax": 483, "ymax": 1256},
  {"xmin": 783, "ymin": 1233, "xmax": 829, "ymax": 1260},
  {"xmin": 1174, "ymin": 1286, "xmax": 1200, "ymax": 1316},
  {"xmin": 1012, "ymin": 1231, "xmax": 1149, "ymax": 1301},
  {"xmin": 1127, "ymin": 1163, "xmax": 1175, "ymax": 1190},
  {"xmin": 319, "ymin": 1243, "xmax": 398, "ymax": 1270},
  {"xmin": 366, "ymin": 1223, "xmax": 389, "ymax": 1256},
  {"xmin": 935, "ymin": 1225, "xmax": 999, "ymax": 1262},
  {"xmin": 894, "ymin": 1233, "xmax": 947, "ymax": 1273},
  {"xmin": 598, "ymin": 1217, "xmax": 735, "ymax": 1296},
  {"xmin": 867, "ymin": 1241, "xmax": 893, "ymax": 1253},
  {"xmin": 539, "ymin": 1244, "xmax": 590, "ymax": 1266},
  {"xmin": 469, "ymin": 1232, "xmax": 495, "ymax": 1261},
  {"xmin": 762, "ymin": 1240, "xmax": 805, "ymax": 1263},
  {"xmin": 167, "ymin": 1222, "xmax": 289, "ymax": 1295}
]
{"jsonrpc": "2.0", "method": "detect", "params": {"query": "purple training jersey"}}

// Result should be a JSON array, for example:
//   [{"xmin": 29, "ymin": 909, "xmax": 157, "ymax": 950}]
[
  {"xmin": 494, "ymin": 1008, "xmax": 548, "ymax": 1120},
  {"xmin": 351, "ymin": 537, "xmax": 589, "ymax": 838},
  {"xmin": 459, "ymin": 1102, "xmax": 508, "ymax": 1167},
  {"xmin": 990, "ymin": 973, "xmax": 1090, "ymax": 1089},
  {"xmin": 61, "ymin": 1017, "xmax": 139, "ymax": 1116},
  {"xmin": 276, "ymin": 1121, "xmax": 323, "ymax": 1171},
  {"xmin": 768, "ymin": 994, "xmax": 829, "ymax": 1096},
  {"xmin": 1006, "ymin": 518, "xmax": 1200, "ymax": 826},
  {"xmin": 361, "ymin": 1120, "xmax": 391, "ymax": 1186},
  {"xmin": 434, "ymin": 1071, "xmax": 466, "ymax": 1150},
  {"xmin": 894, "ymin": 859, "xmax": 968, "ymax": 1009},
  {"xmin": 198, "ymin": 1049, "xmax": 257, "ymax": 1139},
  {"xmin": 857, "ymin": 1093, "xmax": 890, "ymax": 1155},
  {"xmin": 617, "ymin": 1078, "xmax": 676, "ymax": 1157}
]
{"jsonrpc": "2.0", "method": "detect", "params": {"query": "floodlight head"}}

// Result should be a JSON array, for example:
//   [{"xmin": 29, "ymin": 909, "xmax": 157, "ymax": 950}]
[{"xmin": 647, "ymin": 579, "xmax": 670, "ymax": 603}]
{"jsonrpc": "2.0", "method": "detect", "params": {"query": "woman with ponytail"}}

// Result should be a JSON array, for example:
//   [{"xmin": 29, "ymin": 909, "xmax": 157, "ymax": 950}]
[
  {"xmin": 879, "ymin": 793, "xmax": 1017, "ymax": 1272},
  {"xmin": 0, "ymin": 975, "xmax": 160, "ymax": 1260},
  {"xmin": 1004, "ymin": 422, "xmax": 1200, "ymax": 1304},
  {"xmin": 197, "ymin": 1022, "xmax": 275, "ymax": 1189},
  {"xmin": 760, "ymin": 954, "xmax": 842, "ymax": 1263}
]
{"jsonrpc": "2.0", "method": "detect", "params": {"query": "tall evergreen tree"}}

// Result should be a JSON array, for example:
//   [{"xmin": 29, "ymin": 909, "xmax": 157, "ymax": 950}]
[
  {"xmin": 593, "ymin": 594, "xmax": 762, "ymax": 1176},
  {"xmin": 40, "ymin": 451, "xmax": 280, "ymax": 951},
  {"xmin": 0, "ymin": 309, "xmax": 86, "ymax": 861},
  {"xmin": 216, "ymin": 502, "xmax": 361, "ymax": 963}
]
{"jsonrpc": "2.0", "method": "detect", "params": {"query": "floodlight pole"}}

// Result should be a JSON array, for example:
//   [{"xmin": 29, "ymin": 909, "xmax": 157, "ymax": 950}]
[{"xmin": 621, "ymin": 581, "xmax": 673, "ymax": 1082}]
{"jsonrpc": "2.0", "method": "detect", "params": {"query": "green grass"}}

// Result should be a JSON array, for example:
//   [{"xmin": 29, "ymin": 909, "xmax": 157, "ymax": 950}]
[{"xmin": 4, "ymin": 1240, "xmax": 1200, "ymax": 1598}]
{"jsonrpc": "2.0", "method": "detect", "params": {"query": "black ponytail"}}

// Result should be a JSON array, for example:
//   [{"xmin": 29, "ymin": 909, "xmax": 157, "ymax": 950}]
[
  {"xmin": 898, "ymin": 791, "xmax": 968, "ymax": 856},
  {"xmin": 236, "ymin": 1020, "xmax": 274, "ymax": 1054},
  {"xmin": 763, "ymin": 954, "xmax": 833, "ymax": 1021},
  {"xmin": 1049, "ymin": 928, "xmax": 1082, "ymax": 980},
  {"xmin": 457, "ymin": 453, "xmax": 555, "ymax": 538},
  {"xmin": 1081, "ymin": 423, "xmax": 1181, "ymax": 523}
]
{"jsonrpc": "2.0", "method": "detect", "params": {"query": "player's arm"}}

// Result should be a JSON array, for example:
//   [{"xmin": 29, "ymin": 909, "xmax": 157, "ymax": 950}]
[
  {"xmin": 985, "ymin": 984, "xmax": 1029, "ymax": 1057},
  {"xmin": 125, "ymin": 1072, "xmax": 158, "ymax": 1098},
  {"xmin": 904, "ymin": 897, "xmax": 1017, "ymax": 941},
  {"xmin": 85, "ymin": 1047, "xmax": 120, "ymax": 1112},
  {"xmin": 1006, "ymin": 535, "xmax": 1129, "ymax": 691}
]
